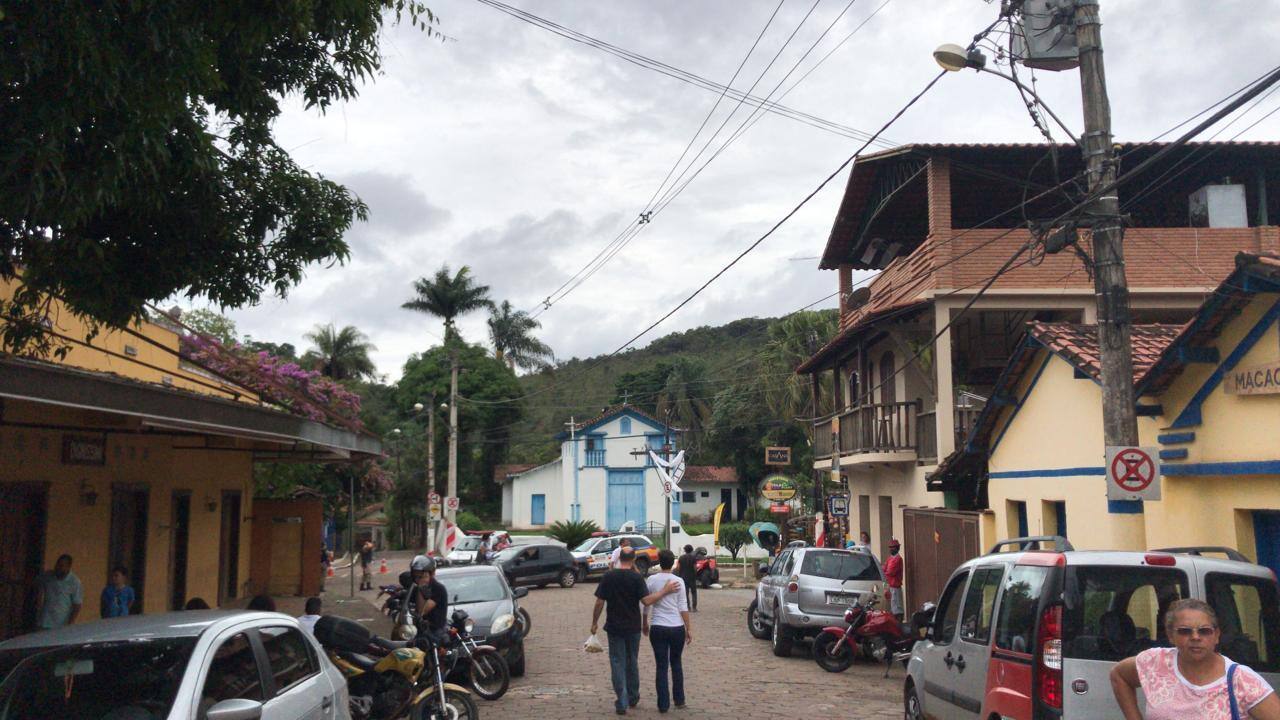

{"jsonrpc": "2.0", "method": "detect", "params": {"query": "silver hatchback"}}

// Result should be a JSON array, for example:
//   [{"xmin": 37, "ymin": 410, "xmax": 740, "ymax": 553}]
[{"xmin": 747, "ymin": 546, "xmax": 885, "ymax": 657}]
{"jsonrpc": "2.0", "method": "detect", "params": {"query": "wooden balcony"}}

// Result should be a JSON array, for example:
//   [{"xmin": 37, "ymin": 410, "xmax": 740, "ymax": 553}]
[{"xmin": 816, "ymin": 402, "xmax": 986, "ymax": 466}]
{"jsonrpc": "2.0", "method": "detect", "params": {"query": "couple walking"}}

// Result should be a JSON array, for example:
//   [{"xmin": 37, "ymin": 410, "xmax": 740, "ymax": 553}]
[{"xmin": 591, "ymin": 547, "xmax": 693, "ymax": 715}]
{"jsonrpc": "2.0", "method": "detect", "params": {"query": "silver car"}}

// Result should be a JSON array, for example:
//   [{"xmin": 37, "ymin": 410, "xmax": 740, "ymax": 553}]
[
  {"xmin": 0, "ymin": 610, "xmax": 350, "ymax": 720},
  {"xmin": 904, "ymin": 539, "xmax": 1280, "ymax": 720},
  {"xmin": 747, "ymin": 546, "xmax": 885, "ymax": 657}
]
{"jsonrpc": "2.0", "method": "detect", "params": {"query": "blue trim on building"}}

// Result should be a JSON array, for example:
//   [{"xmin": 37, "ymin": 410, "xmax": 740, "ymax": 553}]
[
  {"xmin": 1108, "ymin": 500, "xmax": 1144, "ymax": 514},
  {"xmin": 1171, "ymin": 299, "xmax": 1280, "ymax": 429},
  {"xmin": 1135, "ymin": 404, "xmax": 1163, "ymax": 417},
  {"xmin": 1163, "ymin": 460, "xmax": 1280, "ymax": 477},
  {"xmin": 1177, "ymin": 346, "xmax": 1220, "ymax": 364},
  {"xmin": 990, "ymin": 353, "xmax": 1054, "ymax": 455},
  {"xmin": 1159, "ymin": 448, "xmax": 1188, "ymax": 461},
  {"xmin": 1158, "ymin": 432, "xmax": 1195, "ymax": 445},
  {"xmin": 989, "ymin": 466, "xmax": 1106, "ymax": 479}
]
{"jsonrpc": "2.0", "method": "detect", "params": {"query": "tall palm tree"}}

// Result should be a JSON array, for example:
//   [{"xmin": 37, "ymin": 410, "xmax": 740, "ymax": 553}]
[
  {"xmin": 760, "ymin": 310, "xmax": 838, "ymax": 425},
  {"xmin": 655, "ymin": 357, "xmax": 714, "ymax": 437},
  {"xmin": 402, "ymin": 265, "xmax": 493, "ymax": 341},
  {"xmin": 302, "ymin": 323, "xmax": 378, "ymax": 381},
  {"xmin": 487, "ymin": 300, "xmax": 555, "ymax": 372}
]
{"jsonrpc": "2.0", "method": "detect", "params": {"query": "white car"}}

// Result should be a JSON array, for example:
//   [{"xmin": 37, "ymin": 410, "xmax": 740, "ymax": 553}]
[{"xmin": 0, "ymin": 610, "xmax": 350, "ymax": 720}]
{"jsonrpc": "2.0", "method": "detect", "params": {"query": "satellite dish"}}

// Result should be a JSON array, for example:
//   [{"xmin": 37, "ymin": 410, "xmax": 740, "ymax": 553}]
[{"xmin": 847, "ymin": 287, "xmax": 871, "ymax": 308}]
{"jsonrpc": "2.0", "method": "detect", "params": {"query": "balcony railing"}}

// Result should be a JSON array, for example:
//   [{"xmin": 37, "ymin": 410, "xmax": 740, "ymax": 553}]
[
  {"xmin": 837, "ymin": 401, "xmax": 920, "ymax": 456},
  {"xmin": 584, "ymin": 449, "xmax": 606, "ymax": 467}
]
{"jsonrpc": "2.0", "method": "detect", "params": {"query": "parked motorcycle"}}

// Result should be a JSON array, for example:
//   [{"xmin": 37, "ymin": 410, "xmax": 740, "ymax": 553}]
[
  {"xmin": 411, "ymin": 629, "xmax": 481, "ymax": 720},
  {"xmin": 441, "ymin": 609, "xmax": 511, "ymax": 700},
  {"xmin": 313, "ymin": 615, "xmax": 429, "ymax": 720},
  {"xmin": 811, "ymin": 590, "xmax": 918, "ymax": 676}
]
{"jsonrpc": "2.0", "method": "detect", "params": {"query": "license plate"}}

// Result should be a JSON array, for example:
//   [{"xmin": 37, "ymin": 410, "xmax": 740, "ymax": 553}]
[{"xmin": 827, "ymin": 592, "xmax": 858, "ymax": 605}]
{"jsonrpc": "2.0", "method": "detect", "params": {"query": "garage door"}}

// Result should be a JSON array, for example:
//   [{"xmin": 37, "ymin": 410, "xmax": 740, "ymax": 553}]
[
  {"xmin": 902, "ymin": 508, "xmax": 981, "ymax": 612},
  {"xmin": 268, "ymin": 518, "xmax": 304, "ymax": 596}
]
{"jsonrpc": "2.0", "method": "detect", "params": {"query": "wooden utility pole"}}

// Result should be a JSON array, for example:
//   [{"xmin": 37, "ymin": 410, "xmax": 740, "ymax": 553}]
[
  {"xmin": 447, "ymin": 354, "xmax": 460, "ymax": 523},
  {"xmin": 425, "ymin": 391, "xmax": 437, "ymax": 548},
  {"xmin": 1074, "ymin": 0, "xmax": 1139, "ymax": 447}
]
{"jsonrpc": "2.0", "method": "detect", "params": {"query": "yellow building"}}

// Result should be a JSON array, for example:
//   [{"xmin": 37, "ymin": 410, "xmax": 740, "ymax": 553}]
[
  {"xmin": 0, "ymin": 291, "xmax": 379, "ymax": 640},
  {"xmin": 937, "ymin": 253, "xmax": 1280, "ymax": 579}
]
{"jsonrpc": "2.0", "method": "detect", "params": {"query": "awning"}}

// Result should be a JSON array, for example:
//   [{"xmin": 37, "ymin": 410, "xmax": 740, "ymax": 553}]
[{"xmin": 0, "ymin": 356, "xmax": 381, "ymax": 459}]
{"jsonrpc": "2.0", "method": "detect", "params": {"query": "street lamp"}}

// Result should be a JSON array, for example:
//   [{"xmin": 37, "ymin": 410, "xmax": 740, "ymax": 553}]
[{"xmin": 933, "ymin": 43, "xmax": 1080, "ymax": 146}]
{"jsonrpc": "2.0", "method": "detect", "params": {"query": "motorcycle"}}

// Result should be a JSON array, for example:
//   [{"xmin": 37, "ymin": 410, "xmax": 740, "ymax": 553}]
[
  {"xmin": 379, "ymin": 582, "xmax": 407, "ymax": 619},
  {"xmin": 811, "ymin": 591, "xmax": 917, "ymax": 676},
  {"xmin": 410, "ymin": 629, "xmax": 481, "ymax": 720},
  {"xmin": 440, "ymin": 609, "xmax": 510, "ymax": 701},
  {"xmin": 313, "ymin": 615, "xmax": 430, "ymax": 720}
]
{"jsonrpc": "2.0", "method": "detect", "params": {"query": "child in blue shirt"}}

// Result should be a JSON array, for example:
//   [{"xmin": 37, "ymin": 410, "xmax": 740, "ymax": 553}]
[{"xmin": 100, "ymin": 565, "xmax": 135, "ymax": 618}]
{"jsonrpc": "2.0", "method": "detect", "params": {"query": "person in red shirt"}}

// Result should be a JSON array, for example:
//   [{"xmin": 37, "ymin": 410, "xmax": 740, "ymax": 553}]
[{"xmin": 882, "ymin": 538, "xmax": 904, "ymax": 620}]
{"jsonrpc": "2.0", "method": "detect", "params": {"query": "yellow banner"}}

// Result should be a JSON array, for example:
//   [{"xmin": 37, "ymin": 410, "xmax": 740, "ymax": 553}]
[{"xmin": 712, "ymin": 502, "xmax": 726, "ymax": 550}]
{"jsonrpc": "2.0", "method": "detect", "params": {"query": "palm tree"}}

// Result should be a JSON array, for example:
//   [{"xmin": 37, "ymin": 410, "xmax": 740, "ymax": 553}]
[
  {"xmin": 760, "ymin": 310, "xmax": 838, "ymax": 426},
  {"xmin": 488, "ymin": 300, "xmax": 555, "ymax": 371},
  {"xmin": 302, "ymin": 323, "xmax": 378, "ymax": 381},
  {"xmin": 655, "ymin": 357, "xmax": 714, "ymax": 437},
  {"xmin": 402, "ymin": 265, "xmax": 493, "ymax": 341}
]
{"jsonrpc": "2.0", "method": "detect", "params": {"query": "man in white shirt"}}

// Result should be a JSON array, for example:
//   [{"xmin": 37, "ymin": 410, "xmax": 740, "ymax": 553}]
[
  {"xmin": 298, "ymin": 597, "xmax": 322, "ymax": 635},
  {"xmin": 642, "ymin": 549, "xmax": 693, "ymax": 712},
  {"xmin": 609, "ymin": 538, "xmax": 632, "ymax": 570}
]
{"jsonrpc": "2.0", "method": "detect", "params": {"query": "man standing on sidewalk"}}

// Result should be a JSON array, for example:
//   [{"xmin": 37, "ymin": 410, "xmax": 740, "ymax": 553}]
[
  {"xmin": 883, "ymin": 538, "xmax": 904, "ymax": 621},
  {"xmin": 676, "ymin": 545, "xmax": 698, "ymax": 612},
  {"xmin": 359, "ymin": 540, "xmax": 375, "ymax": 591},
  {"xmin": 591, "ymin": 547, "xmax": 680, "ymax": 715}
]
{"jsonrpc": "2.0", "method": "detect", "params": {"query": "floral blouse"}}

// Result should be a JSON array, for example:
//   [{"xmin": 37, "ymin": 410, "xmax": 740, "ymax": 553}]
[{"xmin": 1136, "ymin": 647, "xmax": 1274, "ymax": 719}]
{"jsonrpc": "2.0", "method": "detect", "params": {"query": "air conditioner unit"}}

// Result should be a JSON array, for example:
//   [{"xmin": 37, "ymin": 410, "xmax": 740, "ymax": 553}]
[
  {"xmin": 1189, "ymin": 184, "xmax": 1247, "ymax": 228},
  {"xmin": 1013, "ymin": 0, "xmax": 1079, "ymax": 71}
]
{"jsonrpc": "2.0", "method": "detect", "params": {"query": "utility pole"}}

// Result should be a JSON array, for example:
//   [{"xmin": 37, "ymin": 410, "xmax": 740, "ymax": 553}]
[
  {"xmin": 1073, "ymin": 0, "xmax": 1139, "ymax": 447},
  {"xmin": 349, "ymin": 474, "xmax": 356, "ymax": 597},
  {"xmin": 663, "ymin": 408, "xmax": 673, "ymax": 551},
  {"xmin": 447, "ymin": 353, "xmax": 460, "ymax": 523},
  {"xmin": 566, "ymin": 416, "xmax": 580, "ymax": 522}
]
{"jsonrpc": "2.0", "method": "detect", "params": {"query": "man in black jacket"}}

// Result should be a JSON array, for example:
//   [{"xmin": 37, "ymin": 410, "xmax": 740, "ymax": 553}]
[{"xmin": 676, "ymin": 545, "xmax": 699, "ymax": 611}]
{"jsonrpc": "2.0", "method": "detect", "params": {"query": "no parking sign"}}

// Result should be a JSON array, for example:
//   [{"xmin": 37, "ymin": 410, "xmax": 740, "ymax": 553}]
[{"xmin": 1105, "ymin": 446, "xmax": 1162, "ymax": 501}]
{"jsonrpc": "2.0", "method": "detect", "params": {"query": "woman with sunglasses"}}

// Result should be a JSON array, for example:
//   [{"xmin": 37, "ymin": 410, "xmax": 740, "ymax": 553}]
[{"xmin": 1111, "ymin": 598, "xmax": 1280, "ymax": 719}]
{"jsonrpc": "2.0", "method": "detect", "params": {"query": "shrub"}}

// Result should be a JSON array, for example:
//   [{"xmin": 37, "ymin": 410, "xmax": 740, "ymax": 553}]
[
  {"xmin": 720, "ymin": 523, "xmax": 752, "ymax": 560},
  {"xmin": 548, "ymin": 519, "xmax": 600, "ymax": 548},
  {"xmin": 455, "ymin": 511, "xmax": 484, "ymax": 531}
]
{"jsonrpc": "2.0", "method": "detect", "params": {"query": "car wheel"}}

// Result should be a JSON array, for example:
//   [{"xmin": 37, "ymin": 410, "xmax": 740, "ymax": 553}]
[
  {"xmin": 747, "ymin": 599, "xmax": 770, "ymax": 639},
  {"xmin": 634, "ymin": 557, "xmax": 650, "ymax": 575},
  {"xmin": 904, "ymin": 681, "xmax": 924, "ymax": 720},
  {"xmin": 770, "ymin": 609, "xmax": 794, "ymax": 657},
  {"xmin": 558, "ymin": 569, "xmax": 576, "ymax": 588},
  {"xmin": 515, "ymin": 607, "xmax": 532, "ymax": 640}
]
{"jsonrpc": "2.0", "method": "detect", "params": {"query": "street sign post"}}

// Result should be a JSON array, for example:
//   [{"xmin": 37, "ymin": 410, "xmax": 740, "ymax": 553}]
[
  {"xmin": 1105, "ymin": 446, "xmax": 1161, "ymax": 501},
  {"xmin": 428, "ymin": 502, "xmax": 442, "ymax": 521},
  {"xmin": 828, "ymin": 495, "xmax": 849, "ymax": 517},
  {"xmin": 428, "ymin": 491, "xmax": 442, "ymax": 506}
]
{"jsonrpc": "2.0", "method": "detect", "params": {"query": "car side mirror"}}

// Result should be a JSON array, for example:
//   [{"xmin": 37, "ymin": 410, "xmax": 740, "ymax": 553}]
[
  {"xmin": 206, "ymin": 699, "xmax": 263, "ymax": 720},
  {"xmin": 512, "ymin": 587, "xmax": 529, "ymax": 599},
  {"xmin": 756, "ymin": 562, "xmax": 770, "ymax": 579},
  {"xmin": 912, "ymin": 608, "xmax": 936, "ymax": 638}
]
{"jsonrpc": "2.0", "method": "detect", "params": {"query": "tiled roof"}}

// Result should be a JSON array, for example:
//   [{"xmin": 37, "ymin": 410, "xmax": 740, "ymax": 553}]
[
  {"xmin": 1027, "ymin": 322, "xmax": 1184, "ymax": 384},
  {"xmin": 682, "ymin": 466, "xmax": 738, "ymax": 484},
  {"xmin": 558, "ymin": 403, "xmax": 678, "ymax": 438},
  {"xmin": 493, "ymin": 464, "xmax": 538, "ymax": 484}
]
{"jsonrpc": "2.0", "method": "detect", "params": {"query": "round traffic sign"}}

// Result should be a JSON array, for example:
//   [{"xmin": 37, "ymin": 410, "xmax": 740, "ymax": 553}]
[
  {"xmin": 429, "ymin": 491, "xmax": 442, "ymax": 505},
  {"xmin": 1111, "ymin": 448, "xmax": 1156, "ymax": 492}
]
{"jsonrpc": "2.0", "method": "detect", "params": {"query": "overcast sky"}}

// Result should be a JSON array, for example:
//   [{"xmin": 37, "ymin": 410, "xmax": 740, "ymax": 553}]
[{"xmin": 219, "ymin": 0, "xmax": 1280, "ymax": 379}]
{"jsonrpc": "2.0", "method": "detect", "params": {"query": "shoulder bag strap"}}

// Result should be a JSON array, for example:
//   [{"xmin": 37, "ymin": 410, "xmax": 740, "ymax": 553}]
[{"xmin": 1227, "ymin": 662, "xmax": 1241, "ymax": 720}]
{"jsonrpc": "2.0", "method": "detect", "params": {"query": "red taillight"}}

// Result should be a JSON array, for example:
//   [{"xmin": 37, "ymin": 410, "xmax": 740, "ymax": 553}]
[
  {"xmin": 1037, "ymin": 604, "xmax": 1063, "ymax": 709},
  {"xmin": 1144, "ymin": 553, "xmax": 1177, "ymax": 566}
]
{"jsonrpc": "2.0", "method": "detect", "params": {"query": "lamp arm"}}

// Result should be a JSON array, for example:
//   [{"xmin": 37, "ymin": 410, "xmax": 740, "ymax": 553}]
[{"xmin": 977, "ymin": 66, "xmax": 1081, "ymax": 147}]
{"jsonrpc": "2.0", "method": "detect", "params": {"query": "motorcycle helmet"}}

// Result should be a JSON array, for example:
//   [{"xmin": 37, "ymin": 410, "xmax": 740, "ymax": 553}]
[{"xmin": 410, "ymin": 554, "xmax": 436, "ymax": 574}]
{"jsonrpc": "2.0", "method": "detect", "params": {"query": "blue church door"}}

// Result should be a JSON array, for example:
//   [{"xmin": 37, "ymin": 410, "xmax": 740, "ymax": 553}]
[{"xmin": 607, "ymin": 470, "xmax": 646, "ymax": 532}]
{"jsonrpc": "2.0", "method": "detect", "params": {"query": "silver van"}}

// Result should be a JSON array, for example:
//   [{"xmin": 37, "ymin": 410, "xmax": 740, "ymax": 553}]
[
  {"xmin": 904, "ymin": 536, "xmax": 1280, "ymax": 719},
  {"xmin": 747, "ymin": 545, "xmax": 885, "ymax": 657}
]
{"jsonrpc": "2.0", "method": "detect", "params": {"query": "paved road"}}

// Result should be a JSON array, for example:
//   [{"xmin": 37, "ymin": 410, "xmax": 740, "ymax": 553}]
[{"xmin": 327, "ymin": 554, "xmax": 904, "ymax": 718}]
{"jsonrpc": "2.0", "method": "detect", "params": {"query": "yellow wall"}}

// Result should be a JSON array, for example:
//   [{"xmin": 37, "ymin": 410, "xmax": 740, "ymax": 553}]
[{"xmin": 2, "ymin": 402, "xmax": 255, "ymax": 619}]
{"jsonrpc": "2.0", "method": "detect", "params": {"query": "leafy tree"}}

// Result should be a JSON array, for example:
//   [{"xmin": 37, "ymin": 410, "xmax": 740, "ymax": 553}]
[
  {"xmin": 244, "ymin": 338, "xmax": 299, "ymax": 362},
  {"xmin": 612, "ymin": 362, "xmax": 673, "ymax": 414},
  {"xmin": 179, "ymin": 308, "xmax": 240, "ymax": 345},
  {"xmin": 488, "ymin": 300, "xmax": 554, "ymax": 372},
  {"xmin": 303, "ymin": 323, "xmax": 378, "ymax": 381},
  {"xmin": 1, "ymin": 1, "xmax": 437, "ymax": 354},
  {"xmin": 402, "ymin": 265, "xmax": 493, "ymax": 341},
  {"xmin": 720, "ymin": 523, "xmax": 752, "ymax": 560}
]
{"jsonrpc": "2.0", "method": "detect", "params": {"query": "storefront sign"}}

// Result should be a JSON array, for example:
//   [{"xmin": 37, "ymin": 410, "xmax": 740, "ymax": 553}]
[
  {"xmin": 765, "ymin": 446, "xmax": 792, "ymax": 466},
  {"xmin": 1224, "ymin": 361, "xmax": 1280, "ymax": 395},
  {"xmin": 760, "ymin": 474, "xmax": 797, "ymax": 501},
  {"xmin": 62, "ymin": 435, "xmax": 105, "ymax": 466}
]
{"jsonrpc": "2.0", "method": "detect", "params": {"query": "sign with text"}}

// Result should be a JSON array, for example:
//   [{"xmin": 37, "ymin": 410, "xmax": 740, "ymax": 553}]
[
  {"xmin": 1224, "ymin": 361, "xmax": 1280, "ymax": 395},
  {"xmin": 765, "ymin": 446, "xmax": 792, "ymax": 466},
  {"xmin": 769, "ymin": 503, "xmax": 790, "ymax": 514},
  {"xmin": 760, "ymin": 474, "xmax": 798, "ymax": 502},
  {"xmin": 828, "ymin": 495, "xmax": 850, "ymax": 517},
  {"xmin": 428, "ymin": 503, "xmax": 442, "ymax": 521},
  {"xmin": 62, "ymin": 435, "xmax": 105, "ymax": 466},
  {"xmin": 1105, "ymin": 446, "xmax": 1162, "ymax": 501}
]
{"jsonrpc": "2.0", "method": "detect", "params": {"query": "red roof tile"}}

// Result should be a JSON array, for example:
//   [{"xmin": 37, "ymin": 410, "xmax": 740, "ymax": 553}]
[
  {"xmin": 683, "ymin": 466, "xmax": 738, "ymax": 484},
  {"xmin": 1027, "ymin": 322, "xmax": 1184, "ymax": 384},
  {"xmin": 493, "ymin": 464, "xmax": 538, "ymax": 483}
]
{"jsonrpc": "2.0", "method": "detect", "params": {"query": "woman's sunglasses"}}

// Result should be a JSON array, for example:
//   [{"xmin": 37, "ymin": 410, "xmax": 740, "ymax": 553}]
[{"xmin": 1173, "ymin": 625, "xmax": 1218, "ymax": 638}]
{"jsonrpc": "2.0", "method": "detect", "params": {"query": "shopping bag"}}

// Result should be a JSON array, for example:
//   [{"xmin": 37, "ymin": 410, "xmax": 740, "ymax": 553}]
[{"xmin": 583, "ymin": 633, "xmax": 604, "ymax": 653}]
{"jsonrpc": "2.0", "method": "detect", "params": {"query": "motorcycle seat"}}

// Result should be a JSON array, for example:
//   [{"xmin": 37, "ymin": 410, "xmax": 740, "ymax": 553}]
[
  {"xmin": 371, "ymin": 636, "xmax": 411, "ymax": 652},
  {"xmin": 338, "ymin": 651, "xmax": 380, "ymax": 671}
]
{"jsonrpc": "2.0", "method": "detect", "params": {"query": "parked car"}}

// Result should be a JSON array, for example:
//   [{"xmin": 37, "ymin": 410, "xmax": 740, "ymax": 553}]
[
  {"xmin": 436, "ymin": 564, "xmax": 529, "ymax": 677},
  {"xmin": 904, "ymin": 537, "xmax": 1280, "ymax": 720},
  {"xmin": 570, "ymin": 533, "xmax": 661, "ymax": 579},
  {"xmin": 747, "ymin": 545, "xmax": 885, "ymax": 658},
  {"xmin": 446, "ymin": 534, "xmax": 489, "ymax": 565},
  {"xmin": 509, "ymin": 534, "xmax": 566, "ymax": 548},
  {"xmin": 0, "ymin": 610, "xmax": 350, "ymax": 719},
  {"xmin": 494, "ymin": 543, "xmax": 579, "ymax": 589}
]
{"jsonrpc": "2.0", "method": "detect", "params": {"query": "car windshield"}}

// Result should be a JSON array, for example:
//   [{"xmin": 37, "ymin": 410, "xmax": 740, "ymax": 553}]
[
  {"xmin": 0, "ymin": 638, "xmax": 196, "ymax": 720},
  {"xmin": 800, "ymin": 551, "xmax": 881, "ymax": 581},
  {"xmin": 455, "ymin": 537, "xmax": 482, "ymax": 551},
  {"xmin": 573, "ymin": 539, "xmax": 598, "ymax": 553},
  {"xmin": 444, "ymin": 573, "xmax": 509, "ymax": 604}
]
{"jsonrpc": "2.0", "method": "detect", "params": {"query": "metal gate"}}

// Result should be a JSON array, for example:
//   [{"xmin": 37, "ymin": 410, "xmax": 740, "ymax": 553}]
[{"xmin": 902, "ymin": 508, "xmax": 982, "ymax": 612}]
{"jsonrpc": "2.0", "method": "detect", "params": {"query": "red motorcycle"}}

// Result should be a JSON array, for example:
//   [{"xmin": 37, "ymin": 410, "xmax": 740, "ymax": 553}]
[{"xmin": 812, "ymin": 594, "xmax": 919, "ymax": 675}]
